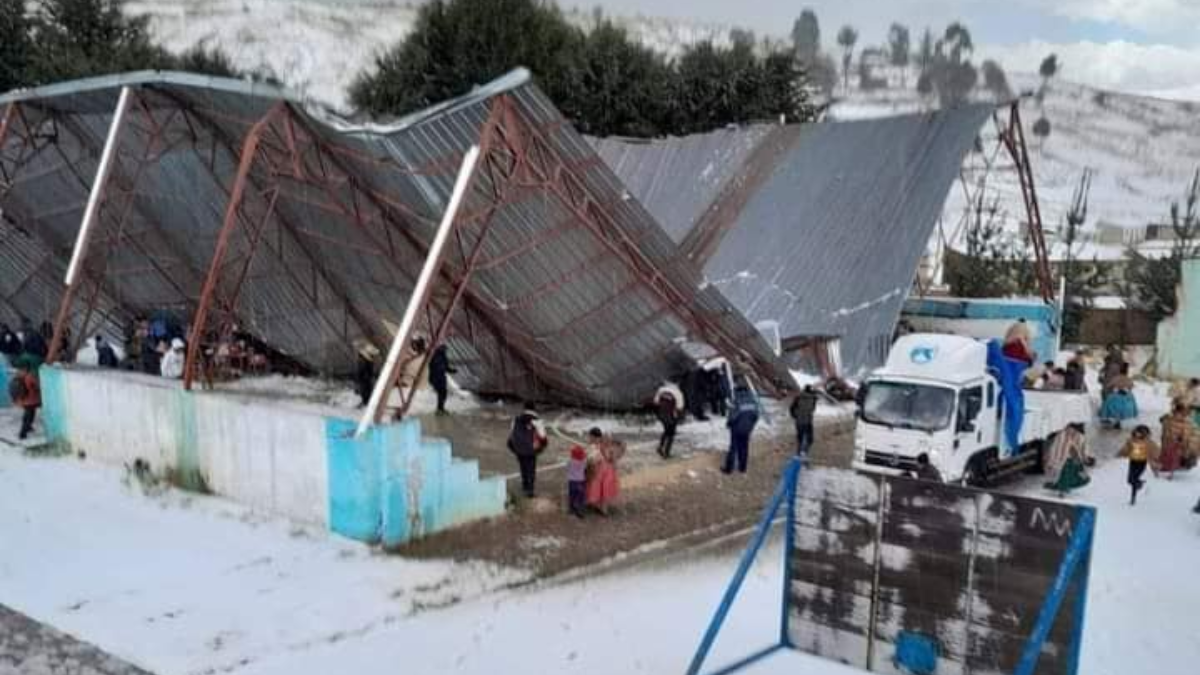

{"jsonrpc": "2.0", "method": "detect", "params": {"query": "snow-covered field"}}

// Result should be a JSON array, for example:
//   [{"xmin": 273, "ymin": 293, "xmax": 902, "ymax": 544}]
[{"xmin": 2, "ymin": 379, "xmax": 1198, "ymax": 674}]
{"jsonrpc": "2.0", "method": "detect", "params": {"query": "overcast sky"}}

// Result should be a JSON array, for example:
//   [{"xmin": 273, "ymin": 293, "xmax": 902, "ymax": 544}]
[{"xmin": 571, "ymin": 0, "xmax": 1200, "ymax": 100}]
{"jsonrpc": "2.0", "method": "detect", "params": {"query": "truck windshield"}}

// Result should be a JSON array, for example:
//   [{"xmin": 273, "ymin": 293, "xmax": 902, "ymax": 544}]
[{"xmin": 861, "ymin": 382, "xmax": 956, "ymax": 432}]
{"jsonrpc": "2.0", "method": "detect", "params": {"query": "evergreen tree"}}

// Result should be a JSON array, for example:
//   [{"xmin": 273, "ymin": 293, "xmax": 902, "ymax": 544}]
[
  {"xmin": 1, "ymin": 0, "xmax": 32, "ymax": 92},
  {"xmin": 352, "ymin": 0, "xmax": 813, "ymax": 138},
  {"xmin": 791, "ymin": 9, "xmax": 821, "ymax": 64},
  {"xmin": 981, "ymin": 60, "xmax": 1012, "ymax": 101},
  {"xmin": 1121, "ymin": 171, "xmax": 1200, "ymax": 320},
  {"xmin": 26, "ymin": 0, "xmax": 174, "ymax": 84},
  {"xmin": 836, "ymin": 25, "xmax": 858, "ymax": 90},
  {"xmin": 917, "ymin": 28, "xmax": 934, "ymax": 74},
  {"xmin": 927, "ymin": 23, "xmax": 977, "ymax": 107},
  {"xmin": 573, "ymin": 19, "xmax": 671, "ymax": 137},
  {"xmin": 887, "ymin": 23, "xmax": 910, "ymax": 86},
  {"xmin": 349, "ymin": 0, "xmax": 583, "ymax": 121}
]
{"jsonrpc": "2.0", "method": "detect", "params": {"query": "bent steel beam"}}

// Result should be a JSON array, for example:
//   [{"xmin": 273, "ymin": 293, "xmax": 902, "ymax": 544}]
[{"xmin": 183, "ymin": 102, "xmax": 288, "ymax": 389}]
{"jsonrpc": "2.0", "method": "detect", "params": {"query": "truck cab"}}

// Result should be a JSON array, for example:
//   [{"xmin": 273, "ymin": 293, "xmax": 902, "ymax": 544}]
[
  {"xmin": 853, "ymin": 335, "xmax": 999, "ymax": 481},
  {"xmin": 852, "ymin": 333, "xmax": 1088, "ymax": 485}
]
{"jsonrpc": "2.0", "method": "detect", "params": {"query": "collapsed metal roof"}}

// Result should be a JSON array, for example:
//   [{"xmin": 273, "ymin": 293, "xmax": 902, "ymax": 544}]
[
  {"xmin": 0, "ymin": 70, "xmax": 794, "ymax": 407},
  {"xmin": 592, "ymin": 106, "xmax": 995, "ymax": 374}
]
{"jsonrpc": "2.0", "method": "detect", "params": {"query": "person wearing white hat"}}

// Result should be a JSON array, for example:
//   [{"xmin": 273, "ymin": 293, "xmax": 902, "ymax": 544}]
[{"xmin": 160, "ymin": 338, "xmax": 187, "ymax": 379}]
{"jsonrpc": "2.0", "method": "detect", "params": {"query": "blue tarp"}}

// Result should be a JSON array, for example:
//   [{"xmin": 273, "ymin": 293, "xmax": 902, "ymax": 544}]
[{"xmin": 986, "ymin": 340, "xmax": 1026, "ymax": 452}]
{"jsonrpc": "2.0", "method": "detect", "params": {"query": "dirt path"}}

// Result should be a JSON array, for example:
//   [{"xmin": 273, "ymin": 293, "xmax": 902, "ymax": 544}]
[{"xmin": 396, "ymin": 421, "xmax": 856, "ymax": 578}]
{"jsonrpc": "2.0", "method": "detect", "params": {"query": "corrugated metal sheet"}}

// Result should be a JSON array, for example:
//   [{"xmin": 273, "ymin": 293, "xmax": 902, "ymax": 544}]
[
  {"xmin": 597, "ymin": 107, "xmax": 995, "ymax": 374},
  {"xmin": 0, "ymin": 70, "xmax": 793, "ymax": 407}
]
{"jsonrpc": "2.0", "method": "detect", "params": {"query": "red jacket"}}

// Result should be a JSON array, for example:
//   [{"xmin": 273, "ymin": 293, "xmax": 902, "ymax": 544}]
[
  {"xmin": 1002, "ymin": 340, "xmax": 1035, "ymax": 366},
  {"xmin": 17, "ymin": 372, "xmax": 40, "ymax": 409}
]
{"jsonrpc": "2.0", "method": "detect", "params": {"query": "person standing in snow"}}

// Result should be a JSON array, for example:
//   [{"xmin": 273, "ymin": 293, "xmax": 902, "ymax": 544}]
[
  {"xmin": 1118, "ymin": 425, "xmax": 1159, "ymax": 505},
  {"xmin": 705, "ymin": 366, "xmax": 730, "ymax": 417},
  {"xmin": 95, "ymin": 335, "xmax": 118, "ymax": 368},
  {"xmin": 914, "ymin": 453, "xmax": 943, "ymax": 482},
  {"xmin": 10, "ymin": 356, "xmax": 41, "ymax": 440},
  {"xmin": 160, "ymin": 338, "xmax": 186, "ymax": 379},
  {"xmin": 1043, "ymin": 423, "xmax": 1091, "ymax": 495},
  {"xmin": 1063, "ymin": 351, "xmax": 1088, "ymax": 392},
  {"xmin": 654, "ymin": 380, "xmax": 685, "ymax": 459},
  {"xmin": 0, "ymin": 324, "xmax": 21, "ymax": 363},
  {"xmin": 18, "ymin": 320, "xmax": 47, "ymax": 361},
  {"xmin": 427, "ymin": 343, "xmax": 456, "ymax": 416},
  {"xmin": 585, "ymin": 427, "xmax": 623, "ymax": 516},
  {"xmin": 790, "ymin": 385, "xmax": 818, "ymax": 459},
  {"xmin": 1187, "ymin": 378, "xmax": 1200, "ymax": 427},
  {"xmin": 1157, "ymin": 400, "xmax": 1196, "ymax": 477},
  {"xmin": 683, "ymin": 367, "xmax": 710, "ymax": 422},
  {"xmin": 722, "ymin": 380, "xmax": 761, "ymax": 474},
  {"xmin": 507, "ymin": 403, "xmax": 548, "ymax": 498},
  {"xmin": 354, "ymin": 343, "xmax": 378, "ymax": 408},
  {"xmin": 565, "ymin": 444, "xmax": 588, "ymax": 519},
  {"xmin": 1099, "ymin": 363, "xmax": 1138, "ymax": 429}
]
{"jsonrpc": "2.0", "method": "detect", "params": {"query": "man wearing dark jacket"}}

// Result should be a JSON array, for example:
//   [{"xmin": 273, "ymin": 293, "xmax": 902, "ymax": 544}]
[
  {"xmin": 722, "ymin": 383, "xmax": 761, "ymax": 474},
  {"xmin": 1063, "ymin": 352, "xmax": 1087, "ymax": 391},
  {"xmin": 19, "ymin": 321, "xmax": 47, "ymax": 360},
  {"xmin": 354, "ymin": 346, "xmax": 377, "ymax": 408},
  {"xmin": 508, "ymin": 404, "xmax": 548, "ymax": 497},
  {"xmin": 428, "ymin": 344, "xmax": 456, "ymax": 416},
  {"xmin": 790, "ymin": 385, "xmax": 819, "ymax": 458},
  {"xmin": 95, "ymin": 335, "xmax": 119, "ymax": 368},
  {"xmin": 0, "ymin": 325, "xmax": 21, "ymax": 360}
]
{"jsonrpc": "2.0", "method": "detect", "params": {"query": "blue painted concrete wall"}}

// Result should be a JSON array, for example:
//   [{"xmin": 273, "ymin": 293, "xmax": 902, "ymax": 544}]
[
  {"xmin": 903, "ymin": 297, "xmax": 1060, "ymax": 362},
  {"xmin": 325, "ymin": 417, "xmax": 506, "ymax": 546},
  {"xmin": 0, "ymin": 357, "xmax": 10, "ymax": 409},
  {"xmin": 38, "ymin": 366, "xmax": 68, "ymax": 441},
  {"xmin": 42, "ymin": 366, "xmax": 505, "ymax": 543},
  {"xmin": 1158, "ymin": 260, "xmax": 1200, "ymax": 379}
]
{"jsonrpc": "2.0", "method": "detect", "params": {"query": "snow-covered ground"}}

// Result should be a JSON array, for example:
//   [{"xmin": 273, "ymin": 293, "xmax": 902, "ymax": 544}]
[
  {"xmin": 0, "ymin": 446, "xmax": 527, "ymax": 675},
  {"xmin": 3, "ymin": 376, "xmax": 1198, "ymax": 674}
]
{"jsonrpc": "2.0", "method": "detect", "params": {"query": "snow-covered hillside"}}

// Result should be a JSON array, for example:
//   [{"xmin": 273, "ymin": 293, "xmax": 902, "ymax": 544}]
[
  {"xmin": 128, "ymin": 0, "xmax": 732, "ymax": 111},
  {"xmin": 830, "ymin": 70, "xmax": 1200, "ymax": 255},
  {"xmin": 129, "ymin": 0, "xmax": 1200, "ymax": 255}
]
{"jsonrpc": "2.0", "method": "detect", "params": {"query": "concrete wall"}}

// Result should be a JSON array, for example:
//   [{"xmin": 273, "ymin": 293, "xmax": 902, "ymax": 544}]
[
  {"xmin": 39, "ymin": 366, "xmax": 505, "ymax": 543},
  {"xmin": 1158, "ymin": 259, "xmax": 1200, "ymax": 379}
]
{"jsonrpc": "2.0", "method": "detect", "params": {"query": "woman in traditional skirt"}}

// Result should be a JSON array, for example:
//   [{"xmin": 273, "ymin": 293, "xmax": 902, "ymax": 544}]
[
  {"xmin": 1044, "ymin": 423, "xmax": 1091, "ymax": 495},
  {"xmin": 1158, "ymin": 400, "xmax": 1198, "ymax": 477},
  {"xmin": 1099, "ymin": 363, "xmax": 1138, "ymax": 429}
]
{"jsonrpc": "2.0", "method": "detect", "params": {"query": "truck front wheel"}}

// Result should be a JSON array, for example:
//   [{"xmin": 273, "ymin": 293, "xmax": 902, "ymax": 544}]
[{"xmin": 962, "ymin": 455, "xmax": 990, "ymax": 488}]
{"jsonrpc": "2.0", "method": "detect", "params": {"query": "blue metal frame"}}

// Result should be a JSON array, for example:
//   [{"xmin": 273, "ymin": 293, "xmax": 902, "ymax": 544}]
[
  {"xmin": 688, "ymin": 470, "xmax": 1096, "ymax": 675},
  {"xmin": 686, "ymin": 457, "xmax": 802, "ymax": 675},
  {"xmin": 1014, "ymin": 508, "xmax": 1096, "ymax": 675},
  {"xmin": 779, "ymin": 460, "xmax": 798, "ymax": 647}
]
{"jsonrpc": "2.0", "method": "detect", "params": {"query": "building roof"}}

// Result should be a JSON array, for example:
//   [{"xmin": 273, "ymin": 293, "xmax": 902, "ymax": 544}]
[
  {"xmin": 0, "ymin": 69, "xmax": 794, "ymax": 407},
  {"xmin": 593, "ymin": 105, "xmax": 995, "ymax": 375}
]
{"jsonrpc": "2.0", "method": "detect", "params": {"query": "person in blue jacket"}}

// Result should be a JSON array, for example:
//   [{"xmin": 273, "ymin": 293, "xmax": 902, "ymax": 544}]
[{"xmin": 722, "ymin": 379, "xmax": 761, "ymax": 474}]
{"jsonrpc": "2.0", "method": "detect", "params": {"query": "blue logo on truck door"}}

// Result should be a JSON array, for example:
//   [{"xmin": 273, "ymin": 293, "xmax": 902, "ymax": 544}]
[{"xmin": 909, "ymin": 346, "xmax": 937, "ymax": 364}]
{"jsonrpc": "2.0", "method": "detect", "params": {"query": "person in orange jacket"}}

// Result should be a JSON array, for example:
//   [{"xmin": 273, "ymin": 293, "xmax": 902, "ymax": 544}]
[
  {"xmin": 10, "ymin": 356, "xmax": 42, "ymax": 440},
  {"xmin": 1118, "ymin": 425, "xmax": 1159, "ymax": 505}
]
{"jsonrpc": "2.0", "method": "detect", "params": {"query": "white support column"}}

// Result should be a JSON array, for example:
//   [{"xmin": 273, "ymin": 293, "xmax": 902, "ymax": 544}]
[
  {"xmin": 65, "ymin": 86, "xmax": 133, "ymax": 286},
  {"xmin": 355, "ymin": 145, "xmax": 482, "ymax": 438}
]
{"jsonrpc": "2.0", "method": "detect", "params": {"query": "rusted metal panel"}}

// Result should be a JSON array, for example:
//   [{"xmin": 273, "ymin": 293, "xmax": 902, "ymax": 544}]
[
  {"xmin": 788, "ymin": 468, "xmax": 1093, "ymax": 675},
  {"xmin": 0, "ymin": 70, "xmax": 793, "ymax": 407}
]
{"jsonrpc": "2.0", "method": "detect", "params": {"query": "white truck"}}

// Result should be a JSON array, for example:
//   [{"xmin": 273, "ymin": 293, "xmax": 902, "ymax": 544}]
[{"xmin": 852, "ymin": 334, "xmax": 1091, "ymax": 485}]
